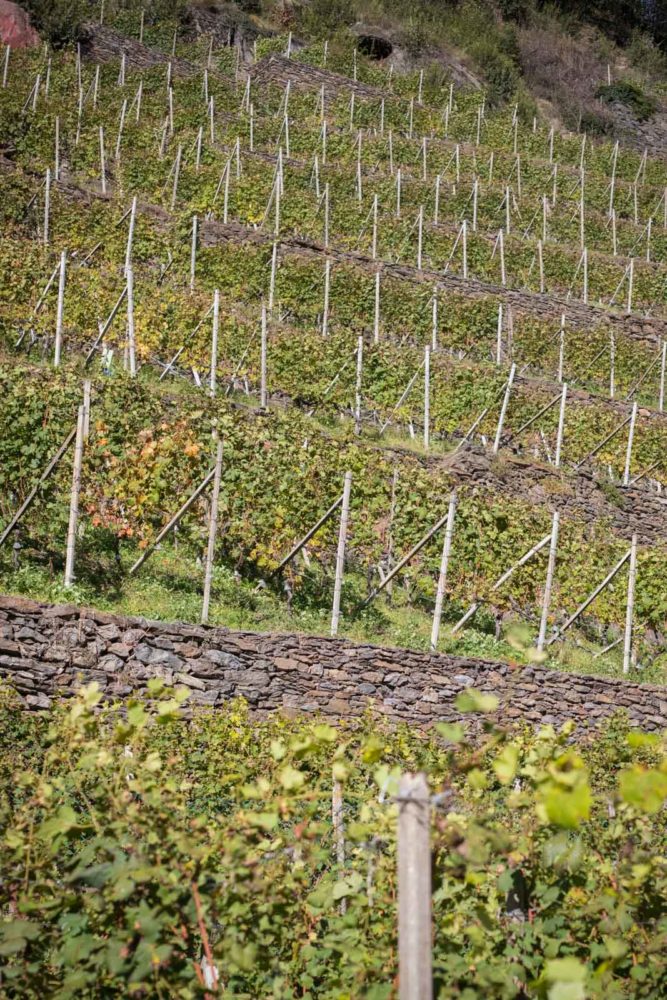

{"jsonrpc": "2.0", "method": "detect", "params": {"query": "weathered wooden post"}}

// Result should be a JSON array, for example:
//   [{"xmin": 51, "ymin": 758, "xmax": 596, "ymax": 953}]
[
  {"xmin": 201, "ymin": 438, "xmax": 224, "ymax": 625},
  {"xmin": 190, "ymin": 214, "xmax": 198, "ymax": 292},
  {"xmin": 623, "ymin": 534, "xmax": 638, "ymax": 675},
  {"xmin": 354, "ymin": 336, "xmax": 363, "ymax": 435},
  {"xmin": 332, "ymin": 778, "xmax": 346, "ymax": 914},
  {"xmin": 210, "ymin": 289, "xmax": 219, "ymax": 397},
  {"xmin": 623, "ymin": 402, "xmax": 638, "ymax": 486},
  {"xmin": 53, "ymin": 250, "xmax": 66, "ymax": 367},
  {"xmin": 493, "ymin": 362, "xmax": 516, "ymax": 454},
  {"xmin": 397, "ymin": 772, "xmax": 432, "ymax": 1000},
  {"xmin": 64, "ymin": 404, "xmax": 86, "ymax": 588},
  {"xmin": 554, "ymin": 383, "xmax": 567, "ymax": 468},
  {"xmin": 430, "ymin": 494, "xmax": 457, "ymax": 651},
  {"xmin": 423, "ymin": 345, "xmax": 430, "ymax": 450},
  {"xmin": 330, "ymin": 471, "xmax": 352, "ymax": 638},
  {"xmin": 260, "ymin": 303, "xmax": 268, "ymax": 409},
  {"xmin": 537, "ymin": 511, "xmax": 560, "ymax": 652},
  {"xmin": 126, "ymin": 265, "xmax": 136, "ymax": 377},
  {"xmin": 43, "ymin": 166, "xmax": 51, "ymax": 246}
]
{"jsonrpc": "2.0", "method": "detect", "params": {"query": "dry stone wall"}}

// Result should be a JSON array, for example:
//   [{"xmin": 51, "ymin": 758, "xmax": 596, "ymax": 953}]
[{"xmin": 1, "ymin": 595, "xmax": 666, "ymax": 733}]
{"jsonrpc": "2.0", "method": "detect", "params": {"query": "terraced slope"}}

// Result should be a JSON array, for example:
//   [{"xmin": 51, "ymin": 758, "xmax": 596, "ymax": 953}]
[{"xmin": 1, "ymin": 16, "xmax": 666, "ymax": 683}]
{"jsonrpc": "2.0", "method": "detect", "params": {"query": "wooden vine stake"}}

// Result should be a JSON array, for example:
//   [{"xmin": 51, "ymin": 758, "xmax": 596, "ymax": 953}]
[
  {"xmin": 53, "ymin": 251, "xmax": 66, "ymax": 367},
  {"xmin": 64, "ymin": 402, "xmax": 86, "ymax": 587},
  {"xmin": 536, "ymin": 511, "xmax": 560, "ymax": 652},
  {"xmin": 201, "ymin": 438, "xmax": 224, "ymax": 625},
  {"xmin": 126, "ymin": 265, "xmax": 136, "ymax": 377},
  {"xmin": 430, "ymin": 493, "xmax": 457, "ymax": 651},
  {"xmin": 354, "ymin": 336, "xmax": 363, "ymax": 435},
  {"xmin": 332, "ymin": 778, "xmax": 346, "ymax": 915},
  {"xmin": 397, "ymin": 773, "xmax": 433, "ymax": 1000},
  {"xmin": 330, "ymin": 471, "xmax": 352, "ymax": 638},
  {"xmin": 423, "ymin": 346, "xmax": 430, "ymax": 450},
  {"xmin": 492, "ymin": 363, "xmax": 516, "ymax": 454},
  {"xmin": 43, "ymin": 167, "xmax": 51, "ymax": 246},
  {"xmin": 260, "ymin": 304, "xmax": 268, "ymax": 409},
  {"xmin": 623, "ymin": 534, "xmax": 638, "ymax": 675},
  {"xmin": 623, "ymin": 402, "xmax": 638, "ymax": 486},
  {"xmin": 210, "ymin": 289, "xmax": 219, "ymax": 396}
]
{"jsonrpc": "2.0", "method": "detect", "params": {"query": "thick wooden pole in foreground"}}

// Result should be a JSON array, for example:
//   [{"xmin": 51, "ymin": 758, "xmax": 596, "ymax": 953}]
[{"xmin": 398, "ymin": 773, "xmax": 432, "ymax": 1000}]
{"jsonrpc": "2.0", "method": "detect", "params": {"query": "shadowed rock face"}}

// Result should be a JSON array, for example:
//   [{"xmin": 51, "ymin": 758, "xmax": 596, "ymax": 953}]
[
  {"xmin": 357, "ymin": 33, "xmax": 393, "ymax": 60},
  {"xmin": 0, "ymin": 1, "xmax": 39, "ymax": 48}
]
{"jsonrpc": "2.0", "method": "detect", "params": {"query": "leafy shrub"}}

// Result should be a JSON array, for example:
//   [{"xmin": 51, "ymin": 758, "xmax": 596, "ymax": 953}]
[
  {"xmin": 22, "ymin": 0, "xmax": 89, "ymax": 46},
  {"xmin": 595, "ymin": 79, "xmax": 658, "ymax": 120}
]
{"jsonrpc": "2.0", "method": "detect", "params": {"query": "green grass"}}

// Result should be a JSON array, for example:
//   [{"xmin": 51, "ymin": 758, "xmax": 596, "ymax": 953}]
[{"xmin": 2, "ymin": 544, "xmax": 664, "ymax": 685}]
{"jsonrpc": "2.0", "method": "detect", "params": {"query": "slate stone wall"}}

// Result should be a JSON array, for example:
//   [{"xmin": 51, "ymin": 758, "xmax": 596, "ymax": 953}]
[{"xmin": 1, "ymin": 595, "xmax": 666, "ymax": 732}]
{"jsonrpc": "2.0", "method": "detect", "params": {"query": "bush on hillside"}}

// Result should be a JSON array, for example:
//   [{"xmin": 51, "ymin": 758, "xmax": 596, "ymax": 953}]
[{"xmin": 595, "ymin": 79, "xmax": 659, "ymax": 120}]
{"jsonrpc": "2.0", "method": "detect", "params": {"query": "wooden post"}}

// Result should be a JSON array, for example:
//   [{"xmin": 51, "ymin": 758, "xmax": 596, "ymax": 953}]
[
  {"xmin": 537, "ymin": 511, "xmax": 560, "ymax": 652},
  {"xmin": 623, "ymin": 534, "xmax": 638, "ymax": 675},
  {"xmin": 330, "ymin": 471, "xmax": 352, "ymax": 638},
  {"xmin": 43, "ymin": 167, "xmax": 51, "ymax": 246},
  {"xmin": 99, "ymin": 126, "xmax": 107, "ymax": 194},
  {"xmin": 430, "ymin": 494, "xmax": 457, "ymax": 651},
  {"xmin": 609, "ymin": 331, "xmax": 615, "ymax": 400},
  {"xmin": 210, "ymin": 289, "xmax": 219, "ymax": 397},
  {"xmin": 115, "ymin": 97, "xmax": 127, "ymax": 161},
  {"xmin": 171, "ymin": 144, "xmax": 182, "ymax": 211},
  {"xmin": 432, "ymin": 291, "xmax": 438, "ymax": 351},
  {"xmin": 499, "ymin": 229, "xmax": 506, "ymax": 286},
  {"xmin": 554, "ymin": 383, "xmax": 567, "ymax": 468},
  {"xmin": 434, "ymin": 174, "xmax": 440, "ymax": 226},
  {"xmin": 374, "ymin": 270, "xmax": 380, "ymax": 344},
  {"xmin": 332, "ymin": 778, "xmax": 346, "ymax": 913},
  {"xmin": 397, "ymin": 773, "xmax": 432, "ymax": 1000},
  {"xmin": 417, "ymin": 206, "xmax": 423, "ymax": 271},
  {"xmin": 324, "ymin": 182, "xmax": 329, "ymax": 248},
  {"xmin": 558, "ymin": 315, "xmax": 565, "ymax": 383},
  {"xmin": 201, "ymin": 438, "xmax": 224, "ymax": 625},
  {"xmin": 423, "ymin": 346, "xmax": 430, "ymax": 450},
  {"xmin": 496, "ymin": 304, "xmax": 503, "ymax": 366},
  {"xmin": 623, "ymin": 402, "xmax": 638, "ymax": 486},
  {"xmin": 354, "ymin": 336, "xmax": 363, "ymax": 435},
  {"xmin": 462, "ymin": 219, "xmax": 468, "ymax": 279},
  {"xmin": 659, "ymin": 340, "xmax": 666, "ymax": 413},
  {"xmin": 372, "ymin": 193, "xmax": 378, "ymax": 259},
  {"xmin": 126, "ymin": 265, "xmax": 136, "ymax": 377},
  {"xmin": 322, "ymin": 258, "xmax": 331, "ymax": 336},
  {"xmin": 493, "ymin": 362, "xmax": 515, "ymax": 454},
  {"xmin": 268, "ymin": 241, "xmax": 278, "ymax": 314},
  {"xmin": 54, "ymin": 115, "xmax": 60, "ymax": 181},
  {"xmin": 125, "ymin": 195, "xmax": 137, "ymax": 272},
  {"xmin": 260, "ymin": 303, "xmax": 268, "ymax": 409},
  {"xmin": 2, "ymin": 45, "xmax": 9, "ymax": 88},
  {"xmin": 395, "ymin": 168, "xmax": 401, "ymax": 219},
  {"xmin": 221, "ymin": 159, "xmax": 230, "ymax": 224},
  {"xmin": 627, "ymin": 257, "xmax": 634, "ymax": 313},
  {"xmin": 53, "ymin": 251, "xmax": 66, "ymax": 367},
  {"xmin": 190, "ymin": 214, "xmax": 198, "ymax": 292},
  {"xmin": 64, "ymin": 404, "xmax": 85, "ymax": 588}
]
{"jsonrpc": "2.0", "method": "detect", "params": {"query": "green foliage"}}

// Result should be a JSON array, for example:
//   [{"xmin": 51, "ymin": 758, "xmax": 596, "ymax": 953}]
[
  {"xmin": 22, "ymin": 0, "xmax": 88, "ymax": 46},
  {"xmin": 1, "ymin": 685, "xmax": 667, "ymax": 996},
  {"xmin": 595, "ymin": 79, "xmax": 658, "ymax": 120}
]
